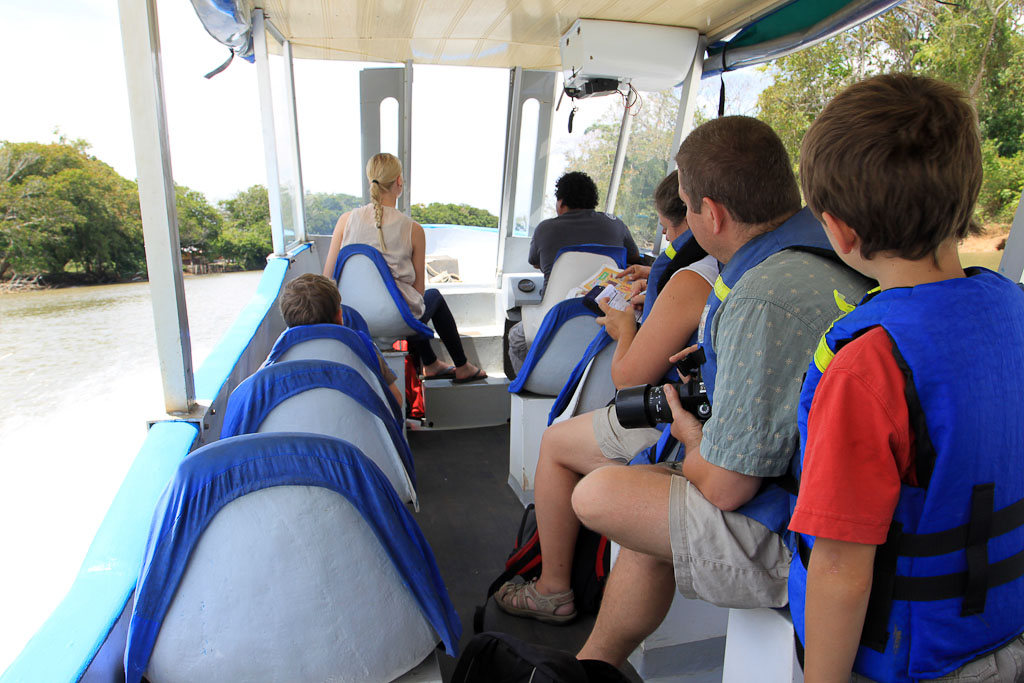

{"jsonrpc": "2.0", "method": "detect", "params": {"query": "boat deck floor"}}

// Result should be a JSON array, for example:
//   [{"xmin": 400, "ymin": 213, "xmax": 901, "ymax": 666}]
[{"xmin": 409, "ymin": 424, "xmax": 642, "ymax": 682}]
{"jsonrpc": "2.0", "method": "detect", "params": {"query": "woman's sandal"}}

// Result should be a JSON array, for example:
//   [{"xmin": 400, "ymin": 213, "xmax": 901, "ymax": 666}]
[{"xmin": 494, "ymin": 579, "xmax": 577, "ymax": 624}]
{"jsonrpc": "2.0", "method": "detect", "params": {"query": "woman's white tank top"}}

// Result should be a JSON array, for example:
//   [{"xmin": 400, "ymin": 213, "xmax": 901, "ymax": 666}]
[{"xmin": 341, "ymin": 204, "xmax": 424, "ymax": 318}]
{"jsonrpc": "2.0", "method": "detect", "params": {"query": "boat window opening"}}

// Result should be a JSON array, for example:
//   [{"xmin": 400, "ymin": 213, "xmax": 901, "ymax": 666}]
[
  {"xmin": 513, "ymin": 98, "xmax": 540, "ymax": 238},
  {"xmin": 269, "ymin": 53, "xmax": 302, "ymax": 249},
  {"xmin": 379, "ymin": 97, "xmax": 400, "ymax": 158}
]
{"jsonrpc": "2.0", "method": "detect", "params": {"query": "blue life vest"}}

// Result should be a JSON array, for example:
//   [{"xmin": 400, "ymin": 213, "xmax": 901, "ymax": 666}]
[
  {"xmin": 641, "ymin": 232, "xmax": 694, "ymax": 322},
  {"xmin": 693, "ymin": 207, "xmax": 836, "ymax": 535},
  {"xmin": 790, "ymin": 268, "xmax": 1024, "ymax": 682}
]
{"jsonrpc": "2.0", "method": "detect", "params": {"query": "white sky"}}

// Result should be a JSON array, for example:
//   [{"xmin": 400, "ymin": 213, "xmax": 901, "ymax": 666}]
[{"xmin": 0, "ymin": 0, "xmax": 766, "ymax": 214}]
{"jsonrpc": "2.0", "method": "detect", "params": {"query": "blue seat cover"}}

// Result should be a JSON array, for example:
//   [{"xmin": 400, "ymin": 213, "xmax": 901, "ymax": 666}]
[
  {"xmin": 263, "ymin": 324, "xmax": 402, "ymax": 422},
  {"xmin": 332, "ymin": 244, "xmax": 434, "ymax": 339},
  {"xmin": 221, "ymin": 359, "xmax": 415, "ymax": 484},
  {"xmin": 547, "ymin": 328, "xmax": 614, "ymax": 424},
  {"xmin": 341, "ymin": 304, "xmax": 371, "ymax": 336},
  {"xmin": 553, "ymin": 243, "xmax": 628, "ymax": 270},
  {"xmin": 123, "ymin": 433, "xmax": 460, "ymax": 682},
  {"xmin": 509, "ymin": 298, "xmax": 599, "ymax": 394}
]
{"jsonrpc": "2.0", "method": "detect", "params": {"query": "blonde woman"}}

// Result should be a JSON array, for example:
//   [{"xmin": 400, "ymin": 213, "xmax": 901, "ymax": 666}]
[{"xmin": 323, "ymin": 153, "xmax": 486, "ymax": 382}]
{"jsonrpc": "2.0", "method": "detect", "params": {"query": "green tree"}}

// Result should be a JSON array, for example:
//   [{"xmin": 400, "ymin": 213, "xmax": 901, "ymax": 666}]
[
  {"xmin": 217, "ymin": 185, "xmax": 273, "ymax": 270},
  {"xmin": 305, "ymin": 191, "xmax": 362, "ymax": 235},
  {"xmin": 175, "ymin": 185, "xmax": 222, "ymax": 257},
  {"xmin": 0, "ymin": 140, "xmax": 144, "ymax": 280},
  {"xmin": 411, "ymin": 202, "xmax": 499, "ymax": 228},
  {"xmin": 564, "ymin": 90, "xmax": 681, "ymax": 248}
]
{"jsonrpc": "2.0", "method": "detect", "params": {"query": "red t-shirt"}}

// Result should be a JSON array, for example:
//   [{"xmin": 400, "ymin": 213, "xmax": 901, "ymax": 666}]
[{"xmin": 788, "ymin": 326, "xmax": 918, "ymax": 545}]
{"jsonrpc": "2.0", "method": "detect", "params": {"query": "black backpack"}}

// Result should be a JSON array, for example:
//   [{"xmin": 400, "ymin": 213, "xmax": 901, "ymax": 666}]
[
  {"xmin": 476, "ymin": 504, "xmax": 610, "ymax": 631},
  {"xmin": 451, "ymin": 631, "xmax": 630, "ymax": 683}
]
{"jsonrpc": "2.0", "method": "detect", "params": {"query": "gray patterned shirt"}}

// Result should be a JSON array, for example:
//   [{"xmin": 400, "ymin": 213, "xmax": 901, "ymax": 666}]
[{"xmin": 700, "ymin": 250, "xmax": 873, "ymax": 477}]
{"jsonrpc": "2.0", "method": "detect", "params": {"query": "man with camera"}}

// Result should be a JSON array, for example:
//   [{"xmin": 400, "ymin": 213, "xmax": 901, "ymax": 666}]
[{"xmin": 566, "ymin": 116, "xmax": 872, "ymax": 668}]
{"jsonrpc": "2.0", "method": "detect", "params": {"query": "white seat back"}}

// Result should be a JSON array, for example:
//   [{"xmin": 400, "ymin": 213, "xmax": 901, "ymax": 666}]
[
  {"xmin": 521, "ymin": 315, "xmax": 602, "ymax": 396},
  {"xmin": 551, "ymin": 340, "xmax": 618, "ymax": 424},
  {"xmin": 276, "ymin": 339, "xmax": 389, "ymax": 403},
  {"xmin": 258, "ymin": 387, "xmax": 417, "ymax": 507},
  {"xmin": 522, "ymin": 251, "xmax": 617, "ymax": 346},
  {"xmin": 147, "ymin": 486, "xmax": 438, "ymax": 683},
  {"xmin": 338, "ymin": 253, "xmax": 420, "ymax": 342}
]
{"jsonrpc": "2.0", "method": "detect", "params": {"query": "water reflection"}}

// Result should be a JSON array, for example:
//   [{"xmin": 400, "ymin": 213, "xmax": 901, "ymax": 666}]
[{"xmin": 0, "ymin": 270, "xmax": 263, "ymax": 671}]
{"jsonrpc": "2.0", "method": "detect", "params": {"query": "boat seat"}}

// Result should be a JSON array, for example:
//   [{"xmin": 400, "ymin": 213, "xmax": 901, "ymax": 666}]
[
  {"xmin": 263, "ymin": 323, "xmax": 402, "ymax": 423},
  {"xmin": 723, "ymin": 607, "xmax": 803, "ymax": 682},
  {"xmin": 508, "ymin": 299, "xmax": 600, "ymax": 504},
  {"xmin": 221, "ymin": 359, "xmax": 416, "ymax": 506},
  {"xmin": 341, "ymin": 303, "xmax": 371, "ymax": 336},
  {"xmin": 521, "ymin": 245, "xmax": 626, "ymax": 347},
  {"xmin": 547, "ymin": 328, "xmax": 616, "ymax": 426},
  {"xmin": 124, "ymin": 433, "xmax": 459, "ymax": 683},
  {"xmin": 332, "ymin": 244, "xmax": 433, "ymax": 346}
]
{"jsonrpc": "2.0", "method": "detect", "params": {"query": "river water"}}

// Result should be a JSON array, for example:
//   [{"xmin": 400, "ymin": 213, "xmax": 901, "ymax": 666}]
[{"xmin": 0, "ymin": 270, "xmax": 264, "ymax": 672}]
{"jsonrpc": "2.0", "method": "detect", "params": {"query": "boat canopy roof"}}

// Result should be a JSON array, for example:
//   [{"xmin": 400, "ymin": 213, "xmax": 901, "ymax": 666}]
[{"xmin": 193, "ymin": 0, "xmax": 903, "ymax": 76}]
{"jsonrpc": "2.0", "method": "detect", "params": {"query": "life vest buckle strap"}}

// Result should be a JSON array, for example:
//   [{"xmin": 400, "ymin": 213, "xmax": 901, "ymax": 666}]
[
  {"xmin": 962, "ymin": 483, "xmax": 995, "ymax": 616},
  {"xmin": 898, "ymin": 495, "xmax": 1024, "ymax": 557}
]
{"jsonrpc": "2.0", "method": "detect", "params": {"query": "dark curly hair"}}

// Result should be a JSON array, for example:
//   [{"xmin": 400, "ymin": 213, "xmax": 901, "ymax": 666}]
[{"xmin": 555, "ymin": 172, "xmax": 599, "ymax": 210}]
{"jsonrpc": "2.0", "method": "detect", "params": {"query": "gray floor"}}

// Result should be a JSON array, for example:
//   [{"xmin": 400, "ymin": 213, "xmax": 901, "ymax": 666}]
[{"xmin": 408, "ymin": 423, "xmax": 641, "ymax": 682}]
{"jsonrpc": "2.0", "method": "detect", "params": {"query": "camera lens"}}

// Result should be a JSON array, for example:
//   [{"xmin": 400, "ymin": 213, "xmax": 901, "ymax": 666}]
[{"xmin": 613, "ymin": 385, "xmax": 654, "ymax": 428}]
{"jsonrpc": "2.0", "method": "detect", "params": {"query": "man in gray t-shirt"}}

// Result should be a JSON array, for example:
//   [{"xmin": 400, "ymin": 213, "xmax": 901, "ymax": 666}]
[
  {"xmin": 528, "ymin": 172, "xmax": 641, "ymax": 288},
  {"xmin": 567, "ymin": 117, "xmax": 871, "ymax": 668}
]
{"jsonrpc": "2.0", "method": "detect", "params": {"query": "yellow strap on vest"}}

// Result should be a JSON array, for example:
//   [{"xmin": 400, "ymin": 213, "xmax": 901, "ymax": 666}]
[
  {"xmin": 665, "ymin": 243, "xmax": 677, "ymax": 259},
  {"xmin": 713, "ymin": 275, "xmax": 730, "ymax": 302},
  {"xmin": 812, "ymin": 287, "xmax": 877, "ymax": 373}
]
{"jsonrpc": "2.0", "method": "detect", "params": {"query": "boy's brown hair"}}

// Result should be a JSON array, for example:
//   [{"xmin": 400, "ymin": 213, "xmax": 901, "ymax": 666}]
[
  {"xmin": 801, "ymin": 74, "xmax": 983, "ymax": 260},
  {"xmin": 654, "ymin": 170, "xmax": 687, "ymax": 227},
  {"xmin": 280, "ymin": 273, "xmax": 340, "ymax": 327},
  {"xmin": 676, "ymin": 115, "xmax": 801, "ymax": 227}
]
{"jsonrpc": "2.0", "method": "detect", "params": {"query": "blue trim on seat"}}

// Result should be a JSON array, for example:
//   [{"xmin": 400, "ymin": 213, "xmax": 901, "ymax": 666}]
[
  {"xmin": 553, "ymin": 243, "xmax": 627, "ymax": 270},
  {"xmin": 263, "ymin": 324, "xmax": 402, "ymax": 423},
  {"xmin": 194, "ymin": 257, "xmax": 289, "ymax": 402},
  {"xmin": 0, "ymin": 421, "xmax": 199, "ymax": 683},
  {"xmin": 509, "ymin": 298, "xmax": 599, "ymax": 394},
  {"xmin": 341, "ymin": 304, "xmax": 371, "ymax": 336},
  {"xmin": 547, "ymin": 328, "xmax": 614, "ymax": 424},
  {"xmin": 332, "ymin": 244, "xmax": 434, "ymax": 339},
  {"xmin": 124, "ymin": 433, "xmax": 461, "ymax": 682},
  {"xmin": 221, "ymin": 359, "xmax": 415, "ymax": 484}
]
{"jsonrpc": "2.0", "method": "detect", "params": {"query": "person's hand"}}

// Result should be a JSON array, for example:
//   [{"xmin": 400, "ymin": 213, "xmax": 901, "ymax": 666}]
[
  {"xmin": 631, "ymin": 291, "xmax": 646, "ymax": 313},
  {"xmin": 618, "ymin": 264, "xmax": 651, "ymax": 282},
  {"xmin": 628, "ymin": 278, "xmax": 647, "ymax": 299},
  {"xmin": 595, "ymin": 298, "xmax": 638, "ymax": 341},
  {"xmin": 663, "ymin": 383, "xmax": 704, "ymax": 450},
  {"xmin": 667, "ymin": 345, "xmax": 701, "ymax": 381}
]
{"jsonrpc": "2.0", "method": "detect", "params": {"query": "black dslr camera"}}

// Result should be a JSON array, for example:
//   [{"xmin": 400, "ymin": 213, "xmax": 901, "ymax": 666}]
[{"xmin": 614, "ymin": 348, "xmax": 712, "ymax": 428}]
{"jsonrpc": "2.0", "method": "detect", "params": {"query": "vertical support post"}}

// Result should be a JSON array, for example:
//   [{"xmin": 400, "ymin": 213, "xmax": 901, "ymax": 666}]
[
  {"xmin": 117, "ymin": 0, "xmax": 195, "ymax": 414},
  {"xmin": 400, "ymin": 60, "xmax": 414, "ymax": 215},
  {"xmin": 529, "ymin": 73, "xmax": 557, "ymax": 231},
  {"xmin": 281, "ymin": 37, "xmax": 307, "ymax": 243},
  {"xmin": 605, "ymin": 103, "xmax": 634, "ymax": 215},
  {"xmin": 252, "ymin": 9, "xmax": 286, "ymax": 256},
  {"xmin": 496, "ymin": 67, "xmax": 524, "ymax": 285},
  {"xmin": 998, "ymin": 187, "xmax": 1024, "ymax": 283},
  {"xmin": 653, "ymin": 38, "xmax": 707, "ymax": 255}
]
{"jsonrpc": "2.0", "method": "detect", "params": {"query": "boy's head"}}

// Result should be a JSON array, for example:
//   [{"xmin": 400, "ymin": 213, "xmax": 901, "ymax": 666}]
[
  {"xmin": 675, "ymin": 116, "xmax": 801, "ymax": 228},
  {"xmin": 801, "ymin": 74, "xmax": 983, "ymax": 261},
  {"xmin": 280, "ymin": 273, "xmax": 341, "ymax": 327},
  {"xmin": 555, "ymin": 172, "xmax": 600, "ymax": 211}
]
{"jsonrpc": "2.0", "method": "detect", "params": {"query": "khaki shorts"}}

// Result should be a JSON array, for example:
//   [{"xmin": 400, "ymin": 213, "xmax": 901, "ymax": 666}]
[
  {"xmin": 668, "ymin": 474, "xmax": 790, "ymax": 608},
  {"xmin": 592, "ymin": 404, "xmax": 662, "ymax": 462}
]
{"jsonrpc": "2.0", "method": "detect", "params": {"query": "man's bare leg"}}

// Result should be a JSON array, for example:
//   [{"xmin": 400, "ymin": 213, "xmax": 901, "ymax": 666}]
[
  {"xmin": 502, "ymin": 412, "xmax": 620, "ymax": 614},
  {"xmin": 573, "ymin": 465, "xmax": 679, "ymax": 666}
]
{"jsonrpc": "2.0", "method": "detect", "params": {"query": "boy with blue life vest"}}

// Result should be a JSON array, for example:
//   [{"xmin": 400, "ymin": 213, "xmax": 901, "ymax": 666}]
[
  {"xmin": 569, "ymin": 116, "xmax": 872, "ymax": 667},
  {"xmin": 790, "ymin": 74, "xmax": 1024, "ymax": 682}
]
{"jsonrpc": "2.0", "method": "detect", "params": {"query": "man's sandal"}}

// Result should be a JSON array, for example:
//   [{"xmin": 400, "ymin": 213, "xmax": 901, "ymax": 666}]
[{"xmin": 494, "ymin": 579, "xmax": 577, "ymax": 624}]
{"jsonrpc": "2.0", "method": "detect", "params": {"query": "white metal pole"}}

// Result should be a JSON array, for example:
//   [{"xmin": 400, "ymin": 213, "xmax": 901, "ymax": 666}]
[
  {"xmin": 496, "ymin": 67, "xmax": 524, "ymax": 285},
  {"xmin": 401, "ymin": 60, "xmax": 414, "ymax": 215},
  {"xmin": 117, "ymin": 0, "xmax": 195, "ymax": 414},
  {"xmin": 998, "ymin": 187, "xmax": 1024, "ymax": 283},
  {"xmin": 253, "ymin": 10, "xmax": 286, "ymax": 256},
  {"xmin": 280, "ymin": 36, "xmax": 307, "ymax": 243},
  {"xmin": 605, "ymin": 103, "xmax": 634, "ymax": 215}
]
